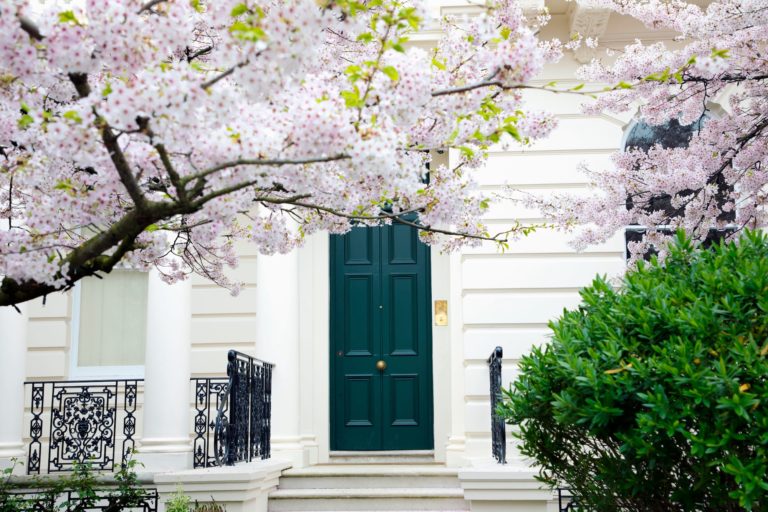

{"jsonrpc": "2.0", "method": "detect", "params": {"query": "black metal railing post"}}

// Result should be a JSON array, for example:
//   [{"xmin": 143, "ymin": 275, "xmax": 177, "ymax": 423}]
[
  {"xmin": 488, "ymin": 346, "xmax": 506, "ymax": 464},
  {"xmin": 24, "ymin": 379, "xmax": 142, "ymax": 475},
  {"xmin": 558, "ymin": 488, "xmax": 579, "ymax": 511},
  {"xmin": 194, "ymin": 350, "xmax": 273, "ymax": 468}
]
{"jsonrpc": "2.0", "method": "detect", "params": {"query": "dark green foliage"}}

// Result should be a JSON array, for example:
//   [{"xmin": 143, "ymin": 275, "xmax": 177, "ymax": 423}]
[
  {"xmin": 500, "ymin": 231, "xmax": 768, "ymax": 511},
  {"xmin": 0, "ymin": 457, "xmax": 154, "ymax": 512}
]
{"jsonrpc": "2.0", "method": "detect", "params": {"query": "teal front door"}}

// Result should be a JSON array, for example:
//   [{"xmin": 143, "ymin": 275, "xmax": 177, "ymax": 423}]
[{"xmin": 330, "ymin": 223, "xmax": 434, "ymax": 451}]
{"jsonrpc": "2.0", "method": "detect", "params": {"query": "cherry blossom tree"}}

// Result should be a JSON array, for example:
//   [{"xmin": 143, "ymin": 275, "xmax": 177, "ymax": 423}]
[
  {"xmin": 0, "ymin": 0, "xmax": 565, "ymax": 307},
  {"xmin": 540, "ymin": 0, "xmax": 768, "ymax": 261}
]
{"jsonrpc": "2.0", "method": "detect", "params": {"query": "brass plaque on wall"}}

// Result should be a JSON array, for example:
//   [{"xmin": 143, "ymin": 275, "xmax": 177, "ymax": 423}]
[{"xmin": 434, "ymin": 300, "xmax": 448, "ymax": 326}]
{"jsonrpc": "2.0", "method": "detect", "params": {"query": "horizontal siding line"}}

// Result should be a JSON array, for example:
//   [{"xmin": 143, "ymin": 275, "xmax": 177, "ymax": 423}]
[
  {"xmin": 462, "ymin": 287, "xmax": 583, "ymax": 295},
  {"xmin": 191, "ymin": 312, "xmax": 258, "ymax": 319},
  {"xmin": 465, "ymin": 398, "xmax": 492, "ymax": 406},
  {"xmin": 191, "ymin": 341, "xmax": 255, "ymax": 349},
  {"xmin": 464, "ymin": 322, "xmax": 558, "ymax": 329},
  {"xmin": 464, "ymin": 322, "xmax": 550, "ymax": 329},
  {"xmin": 461, "ymin": 252, "xmax": 624, "ymax": 260},
  {"xmin": 26, "ymin": 346, "xmax": 67, "ymax": 353},
  {"xmin": 465, "ymin": 394, "xmax": 497, "ymax": 402},
  {"xmin": 28, "ymin": 317, "xmax": 69, "ymax": 322},
  {"xmin": 487, "ymin": 148, "xmax": 617, "ymax": 157},
  {"xmin": 465, "ymin": 358, "xmax": 521, "ymax": 367}
]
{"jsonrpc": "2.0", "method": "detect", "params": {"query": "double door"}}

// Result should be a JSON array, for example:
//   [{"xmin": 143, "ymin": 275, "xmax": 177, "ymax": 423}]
[{"xmin": 330, "ymin": 223, "xmax": 433, "ymax": 451}]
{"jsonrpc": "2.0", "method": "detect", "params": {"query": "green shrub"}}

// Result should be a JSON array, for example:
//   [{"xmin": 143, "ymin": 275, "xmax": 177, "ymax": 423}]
[
  {"xmin": 0, "ymin": 457, "xmax": 153, "ymax": 512},
  {"xmin": 500, "ymin": 231, "xmax": 768, "ymax": 511}
]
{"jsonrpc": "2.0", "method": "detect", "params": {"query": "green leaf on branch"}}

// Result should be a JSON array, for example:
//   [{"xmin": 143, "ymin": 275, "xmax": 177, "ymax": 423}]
[
  {"xmin": 230, "ymin": 3, "xmax": 249, "ymax": 17},
  {"xmin": 382, "ymin": 65, "xmax": 399, "ymax": 82},
  {"xmin": 58, "ymin": 10, "xmax": 81, "ymax": 25},
  {"xmin": 63, "ymin": 110, "xmax": 82, "ymax": 124}
]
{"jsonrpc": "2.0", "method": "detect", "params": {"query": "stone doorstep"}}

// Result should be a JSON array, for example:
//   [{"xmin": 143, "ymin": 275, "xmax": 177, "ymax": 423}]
[
  {"xmin": 282, "ymin": 464, "xmax": 458, "ymax": 477},
  {"xmin": 270, "ymin": 488, "xmax": 466, "ymax": 499}
]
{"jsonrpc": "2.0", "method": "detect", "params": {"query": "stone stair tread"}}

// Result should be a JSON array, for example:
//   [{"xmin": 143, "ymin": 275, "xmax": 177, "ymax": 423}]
[
  {"xmin": 283, "ymin": 464, "xmax": 458, "ymax": 477},
  {"xmin": 270, "ymin": 488, "xmax": 465, "ymax": 499}
]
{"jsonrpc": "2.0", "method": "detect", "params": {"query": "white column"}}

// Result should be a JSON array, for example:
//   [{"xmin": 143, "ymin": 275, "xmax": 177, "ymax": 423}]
[
  {"xmin": 0, "ymin": 304, "xmax": 28, "ymax": 472},
  {"xmin": 256, "ymin": 251, "xmax": 305, "ymax": 466},
  {"xmin": 138, "ymin": 271, "xmax": 192, "ymax": 471}
]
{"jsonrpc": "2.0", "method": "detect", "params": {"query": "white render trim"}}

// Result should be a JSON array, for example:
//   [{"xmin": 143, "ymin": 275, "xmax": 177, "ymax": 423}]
[
  {"xmin": 154, "ymin": 458, "xmax": 291, "ymax": 512},
  {"xmin": 459, "ymin": 466, "xmax": 557, "ymax": 511},
  {"xmin": 0, "ymin": 304, "xmax": 28, "ymax": 472}
]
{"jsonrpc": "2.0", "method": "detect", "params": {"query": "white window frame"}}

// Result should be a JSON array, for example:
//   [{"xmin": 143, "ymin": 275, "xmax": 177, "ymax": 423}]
[{"xmin": 69, "ymin": 278, "xmax": 146, "ymax": 380}]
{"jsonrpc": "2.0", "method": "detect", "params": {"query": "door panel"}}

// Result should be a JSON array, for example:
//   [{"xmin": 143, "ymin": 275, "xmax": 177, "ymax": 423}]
[{"xmin": 331, "ymin": 223, "xmax": 433, "ymax": 451}]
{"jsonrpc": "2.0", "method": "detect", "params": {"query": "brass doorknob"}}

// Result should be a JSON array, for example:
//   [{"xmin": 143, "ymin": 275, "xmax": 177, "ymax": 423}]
[{"xmin": 376, "ymin": 360, "xmax": 387, "ymax": 371}]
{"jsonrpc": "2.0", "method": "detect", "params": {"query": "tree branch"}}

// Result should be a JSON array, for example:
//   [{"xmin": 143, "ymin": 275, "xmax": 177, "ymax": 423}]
[
  {"xmin": 0, "ymin": 202, "xmax": 183, "ymax": 306},
  {"xmin": 68, "ymin": 73, "xmax": 91, "ymax": 98},
  {"xmin": 100, "ymin": 126, "xmax": 148, "ymax": 209},
  {"xmin": 181, "ymin": 154, "xmax": 351, "ymax": 185},
  {"xmin": 17, "ymin": 15, "xmax": 43, "ymax": 41},
  {"xmin": 200, "ymin": 60, "xmax": 250, "ymax": 90},
  {"xmin": 137, "ymin": 0, "xmax": 167, "ymax": 14}
]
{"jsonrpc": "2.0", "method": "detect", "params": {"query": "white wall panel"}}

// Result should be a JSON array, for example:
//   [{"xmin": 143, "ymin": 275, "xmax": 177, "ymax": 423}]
[
  {"xmin": 463, "ymin": 256, "xmax": 625, "ymax": 290},
  {"xmin": 463, "ymin": 291, "xmax": 583, "ymax": 325},
  {"xmin": 462, "ymin": 229, "xmax": 623, "ymax": 255},
  {"xmin": 475, "ymin": 152, "xmax": 612, "ymax": 187},
  {"xmin": 464, "ymin": 327, "xmax": 551, "ymax": 360}
]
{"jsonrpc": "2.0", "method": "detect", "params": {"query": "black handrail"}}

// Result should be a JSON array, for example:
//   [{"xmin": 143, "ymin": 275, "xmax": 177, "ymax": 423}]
[
  {"xmin": 488, "ymin": 346, "xmax": 506, "ymax": 464},
  {"xmin": 213, "ymin": 350, "xmax": 274, "ymax": 466}
]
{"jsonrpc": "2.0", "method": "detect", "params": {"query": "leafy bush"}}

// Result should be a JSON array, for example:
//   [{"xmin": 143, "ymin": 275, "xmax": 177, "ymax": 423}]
[
  {"xmin": 0, "ymin": 457, "xmax": 154, "ymax": 512},
  {"xmin": 500, "ymin": 231, "xmax": 768, "ymax": 511}
]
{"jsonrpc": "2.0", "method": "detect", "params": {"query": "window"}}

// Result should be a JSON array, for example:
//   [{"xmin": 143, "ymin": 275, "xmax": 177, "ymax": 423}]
[
  {"xmin": 622, "ymin": 117, "xmax": 735, "ymax": 260},
  {"xmin": 71, "ymin": 270, "xmax": 148, "ymax": 378}
]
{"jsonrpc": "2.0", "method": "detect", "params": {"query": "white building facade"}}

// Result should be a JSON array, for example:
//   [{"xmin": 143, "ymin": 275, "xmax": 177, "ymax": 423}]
[{"xmin": 0, "ymin": 2, "xmax": 691, "ymax": 510}]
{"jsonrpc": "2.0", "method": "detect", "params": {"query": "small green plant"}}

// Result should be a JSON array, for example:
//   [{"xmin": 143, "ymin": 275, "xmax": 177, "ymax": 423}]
[
  {"xmin": 501, "ymin": 231, "xmax": 768, "ymax": 511},
  {"xmin": 165, "ymin": 487, "xmax": 191, "ymax": 512},
  {"xmin": 164, "ymin": 487, "xmax": 226, "ymax": 512}
]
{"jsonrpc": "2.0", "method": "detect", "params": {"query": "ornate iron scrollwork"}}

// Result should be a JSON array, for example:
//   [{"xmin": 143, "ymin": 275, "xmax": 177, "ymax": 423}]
[
  {"xmin": 211, "ymin": 350, "xmax": 274, "ymax": 467},
  {"xmin": 192, "ymin": 378, "xmax": 228, "ymax": 468},
  {"xmin": 27, "ymin": 382, "xmax": 45, "ymax": 474},
  {"xmin": 488, "ymin": 346, "xmax": 506, "ymax": 464},
  {"xmin": 24, "ymin": 380, "xmax": 142, "ymax": 474}
]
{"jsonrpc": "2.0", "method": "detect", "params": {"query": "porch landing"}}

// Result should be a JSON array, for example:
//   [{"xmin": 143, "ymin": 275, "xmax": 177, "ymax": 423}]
[{"xmin": 268, "ymin": 463, "xmax": 469, "ymax": 511}]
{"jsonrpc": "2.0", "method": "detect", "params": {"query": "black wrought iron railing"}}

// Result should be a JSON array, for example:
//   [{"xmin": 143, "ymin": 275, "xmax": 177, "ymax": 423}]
[
  {"xmin": 558, "ymin": 488, "xmax": 580, "ymax": 511},
  {"xmin": 488, "ymin": 346, "xmax": 506, "ymax": 464},
  {"xmin": 25, "ymin": 379, "xmax": 141, "ymax": 475},
  {"xmin": 191, "ymin": 377, "xmax": 229, "ymax": 468},
  {"xmin": 191, "ymin": 350, "xmax": 274, "ymax": 468},
  {"xmin": 2, "ymin": 488, "xmax": 157, "ymax": 512}
]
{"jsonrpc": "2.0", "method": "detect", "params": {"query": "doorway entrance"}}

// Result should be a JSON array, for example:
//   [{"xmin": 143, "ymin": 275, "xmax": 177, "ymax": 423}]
[{"xmin": 330, "ymin": 223, "xmax": 434, "ymax": 451}]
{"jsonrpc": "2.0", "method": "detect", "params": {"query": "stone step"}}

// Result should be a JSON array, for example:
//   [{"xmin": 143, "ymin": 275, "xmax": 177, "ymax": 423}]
[
  {"xmin": 267, "ymin": 487, "xmax": 468, "ymax": 512},
  {"xmin": 328, "ymin": 451, "xmax": 435, "ymax": 464},
  {"xmin": 279, "ymin": 464, "xmax": 460, "ymax": 490}
]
